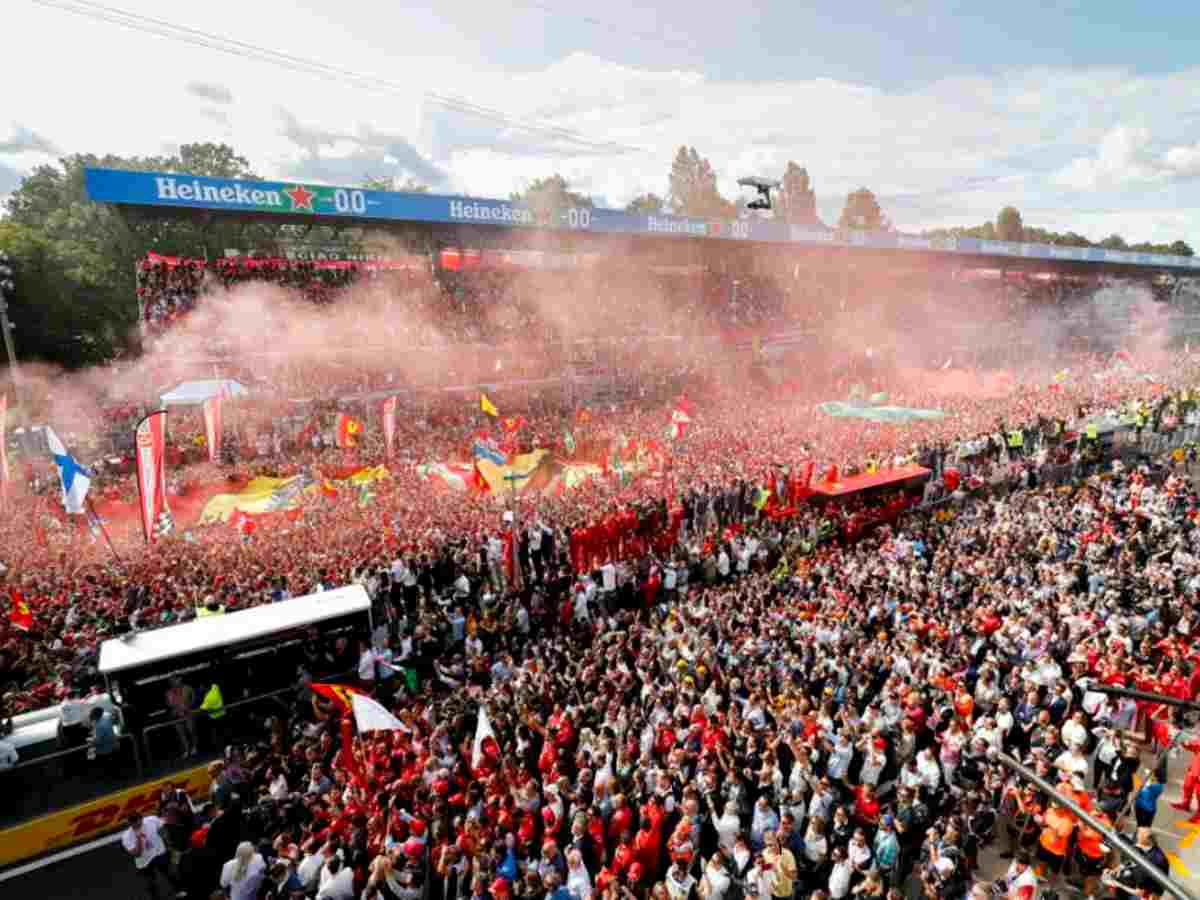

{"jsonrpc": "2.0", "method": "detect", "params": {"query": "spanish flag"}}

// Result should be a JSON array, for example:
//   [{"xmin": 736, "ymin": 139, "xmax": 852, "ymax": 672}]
[
  {"xmin": 8, "ymin": 589, "xmax": 33, "ymax": 632},
  {"xmin": 480, "ymin": 393, "xmax": 499, "ymax": 417},
  {"xmin": 336, "ymin": 413, "xmax": 364, "ymax": 448}
]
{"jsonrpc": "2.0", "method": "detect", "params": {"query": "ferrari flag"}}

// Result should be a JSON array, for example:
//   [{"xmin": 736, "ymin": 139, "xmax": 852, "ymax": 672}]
[{"xmin": 336, "ymin": 413, "xmax": 364, "ymax": 449}]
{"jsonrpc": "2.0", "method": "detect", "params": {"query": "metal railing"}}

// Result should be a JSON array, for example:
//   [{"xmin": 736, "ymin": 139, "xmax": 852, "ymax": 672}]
[
  {"xmin": 139, "ymin": 683, "xmax": 309, "ymax": 770},
  {"xmin": 0, "ymin": 733, "xmax": 143, "ymax": 830}
]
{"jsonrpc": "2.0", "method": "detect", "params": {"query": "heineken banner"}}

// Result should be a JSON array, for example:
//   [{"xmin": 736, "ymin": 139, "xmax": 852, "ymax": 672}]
[
  {"xmin": 83, "ymin": 168, "xmax": 1200, "ymax": 270},
  {"xmin": 135, "ymin": 411, "xmax": 169, "ymax": 544}
]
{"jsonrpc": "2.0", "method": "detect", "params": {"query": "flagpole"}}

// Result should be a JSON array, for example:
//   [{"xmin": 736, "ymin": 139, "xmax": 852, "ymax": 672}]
[{"xmin": 86, "ymin": 497, "xmax": 126, "ymax": 569}]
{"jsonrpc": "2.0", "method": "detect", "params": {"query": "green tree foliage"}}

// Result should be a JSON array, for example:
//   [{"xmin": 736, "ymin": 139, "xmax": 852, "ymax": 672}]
[
  {"xmin": 778, "ymin": 162, "xmax": 818, "ymax": 225},
  {"xmin": 995, "ymin": 206, "xmax": 1023, "ymax": 242},
  {"xmin": 837, "ymin": 187, "xmax": 886, "ymax": 231},
  {"xmin": 2, "ymin": 143, "xmax": 293, "ymax": 366},
  {"xmin": 360, "ymin": 175, "xmax": 430, "ymax": 193},
  {"xmin": 668, "ymin": 147, "xmax": 735, "ymax": 218},
  {"xmin": 510, "ymin": 175, "xmax": 593, "ymax": 221},
  {"xmin": 625, "ymin": 193, "xmax": 665, "ymax": 214},
  {"xmin": 923, "ymin": 207, "xmax": 1193, "ymax": 256},
  {"xmin": 0, "ymin": 221, "xmax": 121, "ymax": 368}
]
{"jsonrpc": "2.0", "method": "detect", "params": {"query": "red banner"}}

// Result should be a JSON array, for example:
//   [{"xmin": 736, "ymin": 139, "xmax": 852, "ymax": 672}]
[
  {"xmin": 203, "ymin": 392, "xmax": 222, "ymax": 463},
  {"xmin": 382, "ymin": 396, "xmax": 397, "ymax": 460},
  {"xmin": 135, "ymin": 411, "xmax": 168, "ymax": 544}
]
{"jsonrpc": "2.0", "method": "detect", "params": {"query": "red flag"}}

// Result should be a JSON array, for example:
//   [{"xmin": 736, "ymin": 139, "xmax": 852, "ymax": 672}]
[
  {"xmin": 202, "ymin": 389, "xmax": 224, "ymax": 463},
  {"xmin": 312, "ymin": 682, "xmax": 365, "ymax": 712},
  {"xmin": 135, "ymin": 411, "xmax": 168, "ymax": 545},
  {"xmin": 382, "ymin": 396, "xmax": 398, "ymax": 461},
  {"xmin": 8, "ymin": 589, "xmax": 33, "ymax": 632},
  {"xmin": 336, "ymin": 414, "xmax": 364, "ymax": 449},
  {"xmin": 229, "ymin": 509, "xmax": 256, "ymax": 536}
]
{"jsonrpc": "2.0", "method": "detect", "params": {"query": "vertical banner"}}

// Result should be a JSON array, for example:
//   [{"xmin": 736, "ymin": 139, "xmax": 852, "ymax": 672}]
[
  {"xmin": 0, "ymin": 394, "xmax": 8, "ymax": 498},
  {"xmin": 382, "ymin": 395, "xmax": 397, "ymax": 461},
  {"xmin": 203, "ymin": 391, "xmax": 222, "ymax": 463},
  {"xmin": 135, "ymin": 411, "xmax": 167, "ymax": 544}
]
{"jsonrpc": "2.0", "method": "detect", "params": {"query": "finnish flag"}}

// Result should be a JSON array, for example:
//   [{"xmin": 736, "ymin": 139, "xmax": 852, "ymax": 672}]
[{"xmin": 45, "ymin": 427, "xmax": 92, "ymax": 514}]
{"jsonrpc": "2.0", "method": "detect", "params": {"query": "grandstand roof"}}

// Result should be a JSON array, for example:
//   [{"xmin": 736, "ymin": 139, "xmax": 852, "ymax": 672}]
[{"xmin": 86, "ymin": 167, "xmax": 1200, "ymax": 274}]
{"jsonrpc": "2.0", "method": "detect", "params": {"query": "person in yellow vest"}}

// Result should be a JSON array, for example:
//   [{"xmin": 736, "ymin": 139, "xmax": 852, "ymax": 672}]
[
  {"xmin": 196, "ymin": 596, "xmax": 226, "ymax": 618},
  {"xmin": 1008, "ymin": 429, "xmax": 1024, "ymax": 458},
  {"xmin": 200, "ymin": 681, "xmax": 226, "ymax": 752}
]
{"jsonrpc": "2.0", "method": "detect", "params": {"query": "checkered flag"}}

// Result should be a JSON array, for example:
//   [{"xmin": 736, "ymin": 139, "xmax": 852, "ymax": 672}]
[{"xmin": 154, "ymin": 509, "xmax": 175, "ymax": 539}]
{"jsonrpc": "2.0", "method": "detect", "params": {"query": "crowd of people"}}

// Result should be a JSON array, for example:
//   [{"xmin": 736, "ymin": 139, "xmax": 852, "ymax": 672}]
[
  {"xmin": 107, "ymin": 396, "xmax": 1200, "ymax": 900},
  {"xmin": 4, "ymin": 255, "xmax": 1200, "ymax": 900}
]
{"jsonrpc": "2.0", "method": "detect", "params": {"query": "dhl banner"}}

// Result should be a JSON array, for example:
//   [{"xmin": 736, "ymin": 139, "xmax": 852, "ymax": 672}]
[{"xmin": 0, "ymin": 764, "xmax": 211, "ymax": 868}]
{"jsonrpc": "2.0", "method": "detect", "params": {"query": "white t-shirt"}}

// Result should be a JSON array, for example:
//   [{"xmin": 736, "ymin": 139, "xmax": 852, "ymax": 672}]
[
  {"xmin": 358, "ymin": 648, "xmax": 377, "ymax": 681},
  {"xmin": 221, "ymin": 854, "xmax": 267, "ymax": 900},
  {"xmin": 121, "ymin": 816, "xmax": 167, "ymax": 869}
]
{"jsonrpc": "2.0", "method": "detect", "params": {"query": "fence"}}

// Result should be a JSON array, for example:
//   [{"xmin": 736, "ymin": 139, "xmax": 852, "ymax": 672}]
[{"xmin": 0, "ymin": 734, "xmax": 143, "ymax": 832}]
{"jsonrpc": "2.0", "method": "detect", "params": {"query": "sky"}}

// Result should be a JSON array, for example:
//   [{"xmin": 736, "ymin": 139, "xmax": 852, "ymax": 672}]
[{"xmin": 3, "ymin": 0, "xmax": 1200, "ymax": 244}]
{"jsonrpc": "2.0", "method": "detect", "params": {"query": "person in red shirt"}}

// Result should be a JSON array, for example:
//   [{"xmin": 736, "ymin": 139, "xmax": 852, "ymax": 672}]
[
  {"xmin": 607, "ymin": 795, "xmax": 633, "ymax": 845},
  {"xmin": 632, "ymin": 815, "xmax": 661, "ymax": 879},
  {"xmin": 1171, "ymin": 738, "xmax": 1200, "ymax": 816},
  {"xmin": 853, "ymin": 783, "xmax": 881, "ymax": 827}
]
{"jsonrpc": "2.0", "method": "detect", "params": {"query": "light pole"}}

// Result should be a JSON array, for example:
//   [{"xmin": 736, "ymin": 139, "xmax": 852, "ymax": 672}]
[{"xmin": 0, "ymin": 252, "xmax": 20, "ymax": 405}]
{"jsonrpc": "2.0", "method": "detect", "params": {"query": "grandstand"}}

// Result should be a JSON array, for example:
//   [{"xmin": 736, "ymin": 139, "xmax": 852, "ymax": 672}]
[{"xmin": 95, "ymin": 167, "xmax": 1200, "ymax": 377}]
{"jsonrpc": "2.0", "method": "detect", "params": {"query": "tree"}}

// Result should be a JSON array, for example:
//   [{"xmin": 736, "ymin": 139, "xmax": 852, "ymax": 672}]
[
  {"xmin": 1099, "ymin": 234, "xmax": 1128, "ymax": 250},
  {"xmin": 625, "ymin": 193, "xmax": 664, "ymax": 214},
  {"xmin": 778, "ymin": 162, "xmax": 818, "ymax": 226},
  {"xmin": 510, "ymin": 174, "xmax": 593, "ymax": 222},
  {"xmin": 995, "ymin": 206, "xmax": 1023, "ymax": 242},
  {"xmin": 1170, "ymin": 240, "xmax": 1195, "ymax": 257},
  {"xmin": 667, "ymin": 147, "xmax": 735, "ymax": 218},
  {"xmin": 175, "ymin": 143, "xmax": 257, "ymax": 179},
  {"xmin": 2, "ymin": 144, "xmax": 287, "ymax": 365},
  {"xmin": 0, "ymin": 221, "xmax": 122, "ymax": 368},
  {"xmin": 360, "ymin": 175, "xmax": 430, "ymax": 193},
  {"xmin": 837, "ymin": 188, "xmax": 885, "ymax": 231}
]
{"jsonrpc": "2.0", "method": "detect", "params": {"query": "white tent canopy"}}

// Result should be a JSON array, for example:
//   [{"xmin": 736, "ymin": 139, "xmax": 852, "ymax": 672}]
[{"xmin": 159, "ymin": 379, "xmax": 248, "ymax": 407}]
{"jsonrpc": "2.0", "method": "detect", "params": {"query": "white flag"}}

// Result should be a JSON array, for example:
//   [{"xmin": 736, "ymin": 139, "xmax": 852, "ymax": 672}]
[
  {"xmin": 350, "ymin": 692, "xmax": 410, "ymax": 733},
  {"xmin": 472, "ymin": 705, "xmax": 497, "ymax": 768}
]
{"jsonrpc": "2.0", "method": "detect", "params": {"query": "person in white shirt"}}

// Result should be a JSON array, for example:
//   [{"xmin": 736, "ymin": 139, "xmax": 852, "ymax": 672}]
[
  {"xmin": 317, "ymin": 854, "xmax": 356, "ymax": 899},
  {"xmin": 221, "ymin": 841, "xmax": 267, "ymax": 900},
  {"xmin": 121, "ymin": 814, "xmax": 171, "ymax": 899},
  {"xmin": 827, "ymin": 846, "xmax": 853, "ymax": 899},
  {"xmin": 0, "ymin": 737, "xmax": 18, "ymax": 770},
  {"xmin": 712, "ymin": 800, "xmax": 741, "ymax": 851},
  {"xmin": 358, "ymin": 642, "xmax": 377, "ymax": 687},
  {"xmin": 296, "ymin": 844, "xmax": 330, "ymax": 889},
  {"xmin": 700, "ymin": 853, "xmax": 732, "ymax": 900}
]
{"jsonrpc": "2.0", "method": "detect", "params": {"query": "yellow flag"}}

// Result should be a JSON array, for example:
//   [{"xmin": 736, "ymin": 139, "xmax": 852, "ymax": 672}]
[{"xmin": 480, "ymin": 393, "xmax": 499, "ymax": 417}]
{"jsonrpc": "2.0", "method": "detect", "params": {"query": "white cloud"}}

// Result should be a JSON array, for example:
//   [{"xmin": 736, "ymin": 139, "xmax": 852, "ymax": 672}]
[
  {"xmin": 3, "ymin": 0, "xmax": 1200, "ymax": 243},
  {"xmin": 1053, "ymin": 125, "xmax": 1200, "ymax": 191},
  {"xmin": 1165, "ymin": 143, "xmax": 1200, "ymax": 178}
]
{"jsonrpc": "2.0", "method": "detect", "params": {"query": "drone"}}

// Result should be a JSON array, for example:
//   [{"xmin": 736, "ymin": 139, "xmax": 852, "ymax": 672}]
[{"xmin": 737, "ymin": 176, "xmax": 781, "ymax": 211}]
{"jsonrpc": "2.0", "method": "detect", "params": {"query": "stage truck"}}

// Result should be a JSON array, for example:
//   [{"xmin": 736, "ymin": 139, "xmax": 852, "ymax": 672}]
[{"xmin": 0, "ymin": 584, "xmax": 372, "ymax": 870}]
